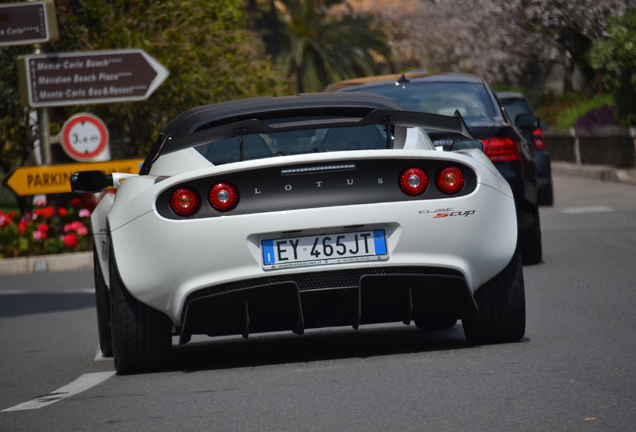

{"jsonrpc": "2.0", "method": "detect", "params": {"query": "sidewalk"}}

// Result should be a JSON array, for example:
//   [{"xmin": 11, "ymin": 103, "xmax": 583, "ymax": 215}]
[
  {"xmin": 0, "ymin": 251, "xmax": 92, "ymax": 275},
  {"xmin": 1, "ymin": 162, "xmax": 635, "ymax": 275}
]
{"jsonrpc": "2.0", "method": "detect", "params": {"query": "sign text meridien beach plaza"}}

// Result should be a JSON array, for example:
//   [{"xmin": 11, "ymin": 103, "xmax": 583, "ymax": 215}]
[{"xmin": 17, "ymin": 49, "xmax": 169, "ymax": 107}]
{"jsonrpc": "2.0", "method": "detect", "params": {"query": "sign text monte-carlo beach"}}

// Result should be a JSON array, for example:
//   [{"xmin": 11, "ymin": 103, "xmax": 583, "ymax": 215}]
[{"xmin": 17, "ymin": 49, "xmax": 169, "ymax": 107}]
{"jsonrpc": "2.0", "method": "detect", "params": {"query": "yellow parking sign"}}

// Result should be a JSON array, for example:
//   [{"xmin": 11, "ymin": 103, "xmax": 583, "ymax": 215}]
[{"xmin": 2, "ymin": 159, "xmax": 144, "ymax": 196}]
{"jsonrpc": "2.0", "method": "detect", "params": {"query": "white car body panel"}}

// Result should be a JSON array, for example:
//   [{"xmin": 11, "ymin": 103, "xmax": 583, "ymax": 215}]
[{"xmin": 95, "ymin": 148, "xmax": 516, "ymax": 325}]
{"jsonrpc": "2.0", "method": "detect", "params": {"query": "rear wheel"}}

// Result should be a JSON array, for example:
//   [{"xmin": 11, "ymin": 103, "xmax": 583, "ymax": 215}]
[
  {"xmin": 110, "ymin": 250, "xmax": 172, "ymax": 375},
  {"xmin": 93, "ymin": 246, "xmax": 112, "ymax": 357},
  {"xmin": 463, "ymin": 246, "xmax": 526, "ymax": 344},
  {"xmin": 538, "ymin": 181, "xmax": 554, "ymax": 206},
  {"xmin": 520, "ymin": 206, "xmax": 542, "ymax": 265}
]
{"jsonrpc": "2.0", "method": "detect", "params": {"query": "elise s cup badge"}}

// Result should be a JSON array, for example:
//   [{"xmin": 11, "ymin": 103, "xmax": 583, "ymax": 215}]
[{"xmin": 419, "ymin": 208, "xmax": 476, "ymax": 218}]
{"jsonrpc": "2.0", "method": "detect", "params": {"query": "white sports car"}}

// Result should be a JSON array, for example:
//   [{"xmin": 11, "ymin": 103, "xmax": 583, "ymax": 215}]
[{"xmin": 71, "ymin": 93, "xmax": 525, "ymax": 374}]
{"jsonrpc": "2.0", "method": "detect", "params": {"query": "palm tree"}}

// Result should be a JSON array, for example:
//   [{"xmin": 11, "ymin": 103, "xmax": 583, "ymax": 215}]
[{"xmin": 269, "ymin": 0, "xmax": 392, "ymax": 93}]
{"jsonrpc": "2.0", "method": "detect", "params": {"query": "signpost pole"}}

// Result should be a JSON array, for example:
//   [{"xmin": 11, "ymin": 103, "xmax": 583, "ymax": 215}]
[
  {"xmin": 28, "ymin": 2, "xmax": 53, "ymax": 166},
  {"xmin": 37, "ymin": 108, "xmax": 52, "ymax": 165}
]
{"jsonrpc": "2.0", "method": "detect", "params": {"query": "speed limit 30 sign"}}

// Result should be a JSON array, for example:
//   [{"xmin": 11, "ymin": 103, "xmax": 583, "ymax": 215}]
[{"xmin": 61, "ymin": 113, "xmax": 109, "ymax": 161}]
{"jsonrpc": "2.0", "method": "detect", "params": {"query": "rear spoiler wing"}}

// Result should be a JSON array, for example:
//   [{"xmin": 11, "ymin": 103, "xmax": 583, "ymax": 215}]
[{"xmin": 140, "ymin": 109, "xmax": 473, "ymax": 175}]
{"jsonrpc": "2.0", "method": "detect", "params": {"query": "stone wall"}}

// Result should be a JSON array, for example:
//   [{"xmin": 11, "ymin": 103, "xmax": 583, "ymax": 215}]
[{"xmin": 544, "ymin": 127, "xmax": 636, "ymax": 168}]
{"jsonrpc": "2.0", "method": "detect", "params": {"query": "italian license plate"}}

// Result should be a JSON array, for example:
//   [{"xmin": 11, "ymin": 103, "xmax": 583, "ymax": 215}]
[{"xmin": 261, "ymin": 230, "xmax": 388, "ymax": 269}]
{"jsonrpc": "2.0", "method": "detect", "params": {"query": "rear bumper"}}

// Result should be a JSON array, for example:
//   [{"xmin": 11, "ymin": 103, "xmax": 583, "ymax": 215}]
[
  {"xmin": 110, "ymin": 190, "xmax": 516, "ymax": 326},
  {"xmin": 179, "ymin": 267, "xmax": 478, "ymax": 343}
]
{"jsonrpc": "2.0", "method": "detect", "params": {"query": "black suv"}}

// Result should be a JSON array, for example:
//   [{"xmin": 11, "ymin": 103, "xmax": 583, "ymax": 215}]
[
  {"xmin": 331, "ymin": 73, "xmax": 542, "ymax": 264},
  {"xmin": 497, "ymin": 92, "xmax": 554, "ymax": 206}
]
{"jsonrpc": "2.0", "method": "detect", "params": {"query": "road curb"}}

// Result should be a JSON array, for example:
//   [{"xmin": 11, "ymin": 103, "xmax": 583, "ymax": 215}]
[
  {"xmin": 0, "ymin": 251, "xmax": 92, "ymax": 275},
  {"xmin": 551, "ymin": 162, "xmax": 636, "ymax": 184}
]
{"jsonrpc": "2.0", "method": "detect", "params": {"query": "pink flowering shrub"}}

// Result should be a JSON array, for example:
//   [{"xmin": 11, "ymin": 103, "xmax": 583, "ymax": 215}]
[{"xmin": 0, "ymin": 197, "xmax": 96, "ymax": 258}]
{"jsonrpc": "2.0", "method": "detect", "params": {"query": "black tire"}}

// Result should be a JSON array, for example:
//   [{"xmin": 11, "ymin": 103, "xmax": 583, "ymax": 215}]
[
  {"xmin": 520, "ymin": 206, "xmax": 542, "ymax": 265},
  {"xmin": 463, "ymin": 246, "xmax": 526, "ymax": 344},
  {"xmin": 414, "ymin": 315, "xmax": 458, "ymax": 330},
  {"xmin": 537, "ymin": 181, "xmax": 554, "ymax": 207},
  {"xmin": 93, "ymin": 247, "xmax": 113, "ymax": 357},
  {"xmin": 110, "ymin": 250, "xmax": 172, "ymax": 375}
]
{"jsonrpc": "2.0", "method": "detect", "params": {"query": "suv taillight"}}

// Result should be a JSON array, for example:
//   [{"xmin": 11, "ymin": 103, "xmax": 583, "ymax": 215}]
[
  {"xmin": 532, "ymin": 128, "xmax": 546, "ymax": 150},
  {"xmin": 482, "ymin": 137, "xmax": 520, "ymax": 162}
]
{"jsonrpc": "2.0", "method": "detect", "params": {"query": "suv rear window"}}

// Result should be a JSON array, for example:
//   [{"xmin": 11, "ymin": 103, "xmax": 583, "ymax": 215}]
[
  {"xmin": 499, "ymin": 98, "xmax": 533, "ymax": 123},
  {"xmin": 348, "ymin": 82, "xmax": 497, "ymax": 120}
]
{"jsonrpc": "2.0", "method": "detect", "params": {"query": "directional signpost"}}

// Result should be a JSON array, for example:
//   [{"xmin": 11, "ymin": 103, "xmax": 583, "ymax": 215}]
[
  {"xmin": 17, "ymin": 49, "xmax": 170, "ymax": 107},
  {"xmin": 3, "ymin": 159, "xmax": 144, "ymax": 196},
  {"xmin": 0, "ymin": 1, "xmax": 59, "ymax": 46},
  {"xmin": 3, "ymin": 3, "xmax": 169, "ymax": 200}
]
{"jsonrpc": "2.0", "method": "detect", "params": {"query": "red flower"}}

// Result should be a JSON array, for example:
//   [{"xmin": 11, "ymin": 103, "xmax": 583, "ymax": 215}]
[
  {"xmin": 82, "ymin": 194, "xmax": 99, "ymax": 212},
  {"xmin": 62, "ymin": 233, "xmax": 78, "ymax": 248},
  {"xmin": 35, "ymin": 206, "xmax": 55, "ymax": 219},
  {"xmin": 33, "ymin": 230, "xmax": 47, "ymax": 241},
  {"xmin": 63, "ymin": 221, "xmax": 88, "ymax": 236},
  {"xmin": 58, "ymin": 208, "xmax": 68, "ymax": 217},
  {"xmin": 17, "ymin": 220, "xmax": 28, "ymax": 234},
  {"xmin": 0, "ymin": 213, "xmax": 13, "ymax": 228},
  {"xmin": 36, "ymin": 223, "xmax": 49, "ymax": 232},
  {"xmin": 71, "ymin": 198, "xmax": 83, "ymax": 209}
]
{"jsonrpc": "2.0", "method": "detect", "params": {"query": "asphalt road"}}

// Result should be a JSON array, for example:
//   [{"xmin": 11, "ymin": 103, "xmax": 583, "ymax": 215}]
[{"xmin": 1, "ymin": 174, "xmax": 635, "ymax": 431}]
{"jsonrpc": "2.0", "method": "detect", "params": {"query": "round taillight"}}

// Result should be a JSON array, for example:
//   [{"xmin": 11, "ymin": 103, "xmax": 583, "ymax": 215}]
[
  {"xmin": 399, "ymin": 167, "xmax": 428, "ymax": 195},
  {"xmin": 532, "ymin": 128, "xmax": 546, "ymax": 150},
  {"xmin": 209, "ymin": 182, "xmax": 238, "ymax": 211},
  {"xmin": 436, "ymin": 166, "xmax": 465, "ymax": 194},
  {"xmin": 170, "ymin": 187, "xmax": 200, "ymax": 216}
]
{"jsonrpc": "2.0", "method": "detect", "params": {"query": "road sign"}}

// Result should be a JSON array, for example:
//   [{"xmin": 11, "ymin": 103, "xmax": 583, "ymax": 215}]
[
  {"xmin": 17, "ymin": 49, "xmax": 169, "ymax": 107},
  {"xmin": 0, "ymin": 1, "xmax": 58, "ymax": 46},
  {"xmin": 2, "ymin": 158, "xmax": 144, "ymax": 196},
  {"xmin": 60, "ymin": 113, "xmax": 109, "ymax": 162}
]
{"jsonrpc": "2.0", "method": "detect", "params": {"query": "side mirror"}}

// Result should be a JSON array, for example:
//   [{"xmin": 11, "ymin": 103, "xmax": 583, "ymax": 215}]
[
  {"xmin": 515, "ymin": 114, "xmax": 540, "ymax": 134},
  {"xmin": 450, "ymin": 139, "xmax": 484, "ymax": 152},
  {"xmin": 70, "ymin": 170, "xmax": 113, "ymax": 193}
]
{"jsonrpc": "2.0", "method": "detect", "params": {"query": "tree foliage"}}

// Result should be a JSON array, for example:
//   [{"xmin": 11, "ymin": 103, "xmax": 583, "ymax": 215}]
[
  {"xmin": 524, "ymin": 0, "xmax": 633, "ymax": 92},
  {"xmin": 258, "ymin": 0, "xmax": 392, "ymax": 93},
  {"xmin": 588, "ymin": 7, "xmax": 636, "ymax": 125},
  {"xmin": 0, "ymin": 44, "xmax": 33, "ymax": 174},
  {"xmin": 374, "ymin": 0, "xmax": 634, "ymax": 91},
  {"xmin": 0, "ymin": 0, "xmax": 289, "ymax": 172}
]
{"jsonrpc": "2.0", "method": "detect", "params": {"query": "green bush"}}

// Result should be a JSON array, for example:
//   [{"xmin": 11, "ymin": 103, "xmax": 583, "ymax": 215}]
[
  {"xmin": 555, "ymin": 94, "xmax": 614, "ymax": 130},
  {"xmin": 534, "ymin": 92, "xmax": 615, "ymax": 130},
  {"xmin": 588, "ymin": 8, "xmax": 636, "ymax": 126}
]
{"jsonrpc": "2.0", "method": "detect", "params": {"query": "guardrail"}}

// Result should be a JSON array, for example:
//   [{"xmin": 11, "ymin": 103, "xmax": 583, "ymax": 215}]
[{"xmin": 544, "ymin": 126, "xmax": 636, "ymax": 168}]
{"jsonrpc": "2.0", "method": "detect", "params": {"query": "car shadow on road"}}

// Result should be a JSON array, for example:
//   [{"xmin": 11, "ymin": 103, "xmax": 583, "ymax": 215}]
[
  {"xmin": 170, "ymin": 324, "xmax": 484, "ymax": 373},
  {"xmin": 0, "ymin": 293, "xmax": 95, "ymax": 318}
]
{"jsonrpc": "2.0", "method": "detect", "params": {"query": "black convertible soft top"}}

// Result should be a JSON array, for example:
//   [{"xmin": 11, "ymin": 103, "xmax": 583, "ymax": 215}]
[
  {"xmin": 140, "ymin": 92, "xmax": 472, "ymax": 174},
  {"xmin": 161, "ymin": 92, "xmax": 405, "ymax": 137}
]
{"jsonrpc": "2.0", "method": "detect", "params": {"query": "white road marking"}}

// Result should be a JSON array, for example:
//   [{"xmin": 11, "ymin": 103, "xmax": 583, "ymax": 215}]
[
  {"xmin": 560, "ymin": 205, "xmax": 614, "ymax": 214},
  {"xmin": 0, "ymin": 288, "xmax": 94, "ymax": 295},
  {"xmin": 94, "ymin": 346, "xmax": 111, "ymax": 362},
  {"xmin": 2, "ymin": 371, "xmax": 115, "ymax": 412}
]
